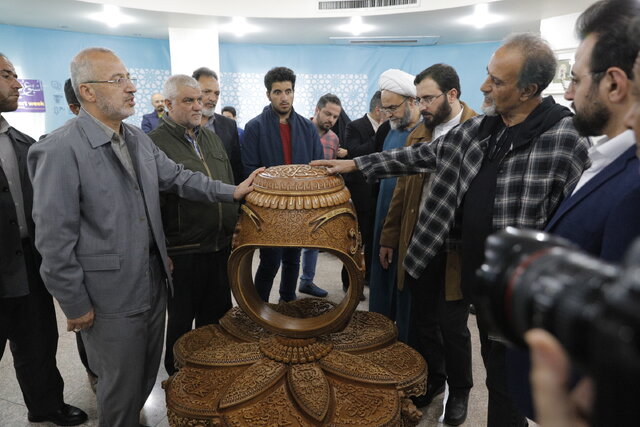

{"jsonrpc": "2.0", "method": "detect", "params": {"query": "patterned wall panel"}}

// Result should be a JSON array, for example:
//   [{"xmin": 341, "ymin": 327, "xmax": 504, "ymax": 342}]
[{"xmin": 220, "ymin": 72, "xmax": 369, "ymax": 127}]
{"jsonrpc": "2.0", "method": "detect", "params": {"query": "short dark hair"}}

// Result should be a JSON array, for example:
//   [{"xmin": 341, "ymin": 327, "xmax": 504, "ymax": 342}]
[
  {"xmin": 503, "ymin": 33, "xmax": 557, "ymax": 96},
  {"xmin": 264, "ymin": 67, "xmax": 296, "ymax": 92},
  {"xmin": 221, "ymin": 106, "xmax": 237, "ymax": 117},
  {"xmin": 64, "ymin": 78, "xmax": 80, "ymax": 106},
  {"xmin": 192, "ymin": 67, "xmax": 218, "ymax": 81},
  {"xmin": 316, "ymin": 93, "xmax": 342, "ymax": 110},
  {"xmin": 369, "ymin": 90, "xmax": 382, "ymax": 112},
  {"xmin": 414, "ymin": 63, "xmax": 462, "ymax": 99},
  {"xmin": 576, "ymin": 0, "xmax": 640, "ymax": 83}
]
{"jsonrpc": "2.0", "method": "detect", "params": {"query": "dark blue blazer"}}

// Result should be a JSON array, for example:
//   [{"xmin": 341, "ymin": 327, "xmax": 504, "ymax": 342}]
[
  {"xmin": 545, "ymin": 144, "xmax": 640, "ymax": 262},
  {"xmin": 141, "ymin": 111, "xmax": 161, "ymax": 133},
  {"xmin": 508, "ymin": 142, "xmax": 640, "ymax": 421}
]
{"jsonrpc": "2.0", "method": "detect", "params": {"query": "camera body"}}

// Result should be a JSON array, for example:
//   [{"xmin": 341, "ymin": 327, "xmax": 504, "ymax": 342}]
[{"xmin": 476, "ymin": 227, "xmax": 640, "ymax": 426}]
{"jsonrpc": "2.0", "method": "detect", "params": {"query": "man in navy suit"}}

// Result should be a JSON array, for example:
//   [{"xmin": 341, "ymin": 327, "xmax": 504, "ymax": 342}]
[
  {"xmin": 140, "ymin": 93, "xmax": 164, "ymax": 133},
  {"xmin": 507, "ymin": 0, "xmax": 640, "ymax": 420},
  {"xmin": 545, "ymin": 0, "xmax": 640, "ymax": 262}
]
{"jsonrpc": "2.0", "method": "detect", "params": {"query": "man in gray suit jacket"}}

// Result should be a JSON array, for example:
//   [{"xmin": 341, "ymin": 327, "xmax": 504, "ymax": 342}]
[{"xmin": 28, "ymin": 47, "xmax": 260, "ymax": 427}]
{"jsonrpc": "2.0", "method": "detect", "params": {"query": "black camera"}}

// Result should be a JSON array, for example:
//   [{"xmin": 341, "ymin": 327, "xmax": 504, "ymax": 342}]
[{"xmin": 476, "ymin": 227, "xmax": 640, "ymax": 426}]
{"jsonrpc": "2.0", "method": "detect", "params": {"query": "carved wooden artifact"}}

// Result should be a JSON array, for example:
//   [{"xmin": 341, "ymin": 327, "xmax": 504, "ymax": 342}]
[{"xmin": 164, "ymin": 165, "xmax": 427, "ymax": 426}]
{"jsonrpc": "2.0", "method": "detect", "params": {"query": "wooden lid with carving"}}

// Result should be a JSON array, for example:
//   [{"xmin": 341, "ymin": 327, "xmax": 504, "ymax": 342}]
[{"xmin": 230, "ymin": 165, "xmax": 364, "ymax": 338}]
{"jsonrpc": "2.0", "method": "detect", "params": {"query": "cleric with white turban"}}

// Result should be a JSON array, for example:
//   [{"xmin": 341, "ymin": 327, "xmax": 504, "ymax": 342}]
[{"xmin": 378, "ymin": 68, "xmax": 417, "ymax": 98}]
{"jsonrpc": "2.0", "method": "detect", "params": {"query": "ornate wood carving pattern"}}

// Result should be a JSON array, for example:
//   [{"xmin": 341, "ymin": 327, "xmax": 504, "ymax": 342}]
[
  {"xmin": 358, "ymin": 342, "xmax": 427, "ymax": 394},
  {"xmin": 319, "ymin": 351, "xmax": 397, "ymax": 384},
  {"xmin": 224, "ymin": 384, "xmax": 310, "ymax": 427},
  {"xmin": 166, "ymin": 167, "xmax": 425, "ymax": 426},
  {"xmin": 287, "ymin": 364, "xmax": 331, "ymax": 422},
  {"xmin": 329, "ymin": 379, "xmax": 401, "ymax": 426},
  {"xmin": 166, "ymin": 366, "xmax": 244, "ymax": 417},
  {"xmin": 219, "ymin": 358, "xmax": 286, "ymax": 409},
  {"xmin": 328, "ymin": 311, "xmax": 397, "ymax": 352}
]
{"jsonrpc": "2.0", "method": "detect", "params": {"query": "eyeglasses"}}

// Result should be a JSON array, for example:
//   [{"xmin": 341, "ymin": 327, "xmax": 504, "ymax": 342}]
[
  {"xmin": 82, "ymin": 77, "xmax": 137, "ymax": 87},
  {"xmin": 380, "ymin": 97, "xmax": 410, "ymax": 114},
  {"xmin": 567, "ymin": 70, "xmax": 607, "ymax": 90},
  {"xmin": 415, "ymin": 92, "xmax": 445, "ymax": 106}
]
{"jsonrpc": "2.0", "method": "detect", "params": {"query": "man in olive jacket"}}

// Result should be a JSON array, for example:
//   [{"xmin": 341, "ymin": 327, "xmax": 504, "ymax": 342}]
[{"xmin": 149, "ymin": 75, "xmax": 238, "ymax": 375}]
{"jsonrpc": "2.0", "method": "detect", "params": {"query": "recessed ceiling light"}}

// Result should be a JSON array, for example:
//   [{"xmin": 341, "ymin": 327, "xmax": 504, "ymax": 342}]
[
  {"xmin": 88, "ymin": 5, "xmax": 135, "ymax": 28},
  {"xmin": 219, "ymin": 17, "xmax": 260, "ymax": 37},
  {"xmin": 458, "ymin": 3, "xmax": 503, "ymax": 29},
  {"xmin": 338, "ymin": 16, "xmax": 375, "ymax": 36}
]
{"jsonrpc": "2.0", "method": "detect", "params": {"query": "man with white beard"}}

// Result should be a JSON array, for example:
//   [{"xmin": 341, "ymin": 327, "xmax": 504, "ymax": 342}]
[
  {"xmin": 368, "ymin": 68, "xmax": 421, "ymax": 306},
  {"xmin": 313, "ymin": 33, "xmax": 590, "ymax": 427}
]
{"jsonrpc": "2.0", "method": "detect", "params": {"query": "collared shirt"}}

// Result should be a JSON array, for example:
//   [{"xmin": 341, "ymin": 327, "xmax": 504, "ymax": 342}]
[
  {"xmin": 185, "ymin": 129, "xmax": 203, "ymax": 159},
  {"xmin": 319, "ymin": 129, "xmax": 340, "ymax": 160},
  {"xmin": 84, "ymin": 109, "xmax": 156, "ymax": 247},
  {"xmin": 0, "ymin": 115, "xmax": 28, "ymax": 238},
  {"xmin": 571, "ymin": 129, "xmax": 635, "ymax": 195},
  {"xmin": 202, "ymin": 114, "xmax": 216, "ymax": 134},
  {"xmin": 84, "ymin": 109, "xmax": 136, "ymax": 179},
  {"xmin": 366, "ymin": 113, "xmax": 380, "ymax": 133}
]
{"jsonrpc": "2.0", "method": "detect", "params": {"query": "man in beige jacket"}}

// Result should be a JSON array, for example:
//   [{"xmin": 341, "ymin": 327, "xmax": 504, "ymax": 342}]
[{"xmin": 378, "ymin": 64, "xmax": 477, "ymax": 425}]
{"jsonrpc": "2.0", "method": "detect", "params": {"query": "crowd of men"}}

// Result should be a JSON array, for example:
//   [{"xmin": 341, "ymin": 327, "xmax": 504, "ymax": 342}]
[{"xmin": 1, "ymin": 0, "xmax": 640, "ymax": 426}]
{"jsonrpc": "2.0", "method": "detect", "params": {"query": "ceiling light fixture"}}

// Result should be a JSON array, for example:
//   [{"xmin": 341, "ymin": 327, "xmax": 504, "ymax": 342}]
[
  {"xmin": 338, "ymin": 16, "xmax": 374, "ymax": 36},
  {"xmin": 219, "ymin": 17, "xmax": 260, "ymax": 37},
  {"xmin": 458, "ymin": 3, "xmax": 503, "ymax": 29},
  {"xmin": 88, "ymin": 5, "xmax": 135, "ymax": 28}
]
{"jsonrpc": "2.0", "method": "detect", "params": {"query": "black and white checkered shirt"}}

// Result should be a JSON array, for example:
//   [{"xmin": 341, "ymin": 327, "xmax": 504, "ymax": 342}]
[{"xmin": 355, "ymin": 108, "xmax": 590, "ymax": 280}]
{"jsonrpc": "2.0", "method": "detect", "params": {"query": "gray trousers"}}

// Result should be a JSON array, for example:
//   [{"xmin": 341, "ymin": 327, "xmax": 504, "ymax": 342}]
[{"xmin": 82, "ymin": 254, "xmax": 166, "ymax": 427}]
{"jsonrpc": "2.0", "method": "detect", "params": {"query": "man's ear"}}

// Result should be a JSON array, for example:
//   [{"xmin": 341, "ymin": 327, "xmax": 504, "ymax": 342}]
[
  {"xmin": 520, "ymin": 83, "xmax": 539, "ymax": 101},
  {"xmin": 164, "ymin": 99, "xmax": 173, "ymax": 112},
  {"xmin": 266, "ymin": 90, "xmax": 270, "ymax": 101},
  {"xmin": 78, "ymin": 84, "xmax": 95, "ymax": 104},
  {"xmin": 447, "ymin": 88, "xmax": 458, "ymax": 103},
  {"xmin": 604, "ymin": 67, "xmax": 630, "ymax": 104}
]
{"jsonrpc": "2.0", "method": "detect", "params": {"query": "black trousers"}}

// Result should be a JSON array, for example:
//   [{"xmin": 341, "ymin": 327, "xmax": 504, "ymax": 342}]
[
  {"xmin": 164, "ymin": 248, "xmax": 232, "ymax": 375},
  {"xmin": 475, "ymin": 313, "xmax": 529, "ymax": 427},
  {"xmin": 0, "ymin": 240, "xmax": 64, "ymax": 415},
  {"xmin": 406, "ymin": 251, "xmax": 473, "ymax": 393}
]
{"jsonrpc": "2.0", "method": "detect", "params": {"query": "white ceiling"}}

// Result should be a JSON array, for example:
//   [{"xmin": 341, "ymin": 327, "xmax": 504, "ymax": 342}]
[{"xmin": 0, "ymin": 0, "xmax": 596, "ymax": 45}]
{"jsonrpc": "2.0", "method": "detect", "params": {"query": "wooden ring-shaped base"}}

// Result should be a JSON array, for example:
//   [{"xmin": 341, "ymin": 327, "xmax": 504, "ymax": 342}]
[{"xmin": 228, "ymin": 244, "xmax": 363, "ymax": 338}]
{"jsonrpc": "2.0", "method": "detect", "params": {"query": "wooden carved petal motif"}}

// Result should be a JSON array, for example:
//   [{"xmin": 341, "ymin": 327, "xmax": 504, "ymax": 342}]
[
  {"xmin": 319, "ymin": 350, "xmax": 397, "ymax": 384},
  {"xmin": 287, "ymin": 363, "xmax": 331, "ymax": 422},
  {"xmin": 218, "ymin": 358, "xmax": 286, "ymax": 409},
  {"xmin": 189, "ymin": 342, "xmax": 262, "ymax": 367}
]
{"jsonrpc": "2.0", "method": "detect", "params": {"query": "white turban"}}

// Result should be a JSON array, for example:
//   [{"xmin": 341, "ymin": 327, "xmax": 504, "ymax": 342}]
[{"xmin": 378, "ymin": 69, "xmax": 416, "ymax": 98}]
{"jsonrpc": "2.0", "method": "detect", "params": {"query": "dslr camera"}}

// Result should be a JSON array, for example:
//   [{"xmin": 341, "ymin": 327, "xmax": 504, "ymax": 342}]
[{"xmin": 476, "ymin": 227, "xmax": 640, "ymax": 427}]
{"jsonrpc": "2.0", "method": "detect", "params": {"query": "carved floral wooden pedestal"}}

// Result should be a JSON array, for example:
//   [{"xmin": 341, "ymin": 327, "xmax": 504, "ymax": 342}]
[{"xmin": 164, "ymin": 165, "xmax": 427, "ymax": 426}]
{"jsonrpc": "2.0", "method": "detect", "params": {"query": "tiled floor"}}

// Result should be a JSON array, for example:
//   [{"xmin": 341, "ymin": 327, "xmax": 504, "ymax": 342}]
[{"xmin": 0, "ymin": 251, "xmax": 511, "ymax": 426}]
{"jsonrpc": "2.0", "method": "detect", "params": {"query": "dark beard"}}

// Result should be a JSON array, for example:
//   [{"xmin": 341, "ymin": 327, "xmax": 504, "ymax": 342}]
[
  {"xmin": 423, "ymin": 100, "xmax": 452, "ymax": 130},
  {"xmin": 572, "ymin": 97, "xmax": 609, "ymax": 137}
]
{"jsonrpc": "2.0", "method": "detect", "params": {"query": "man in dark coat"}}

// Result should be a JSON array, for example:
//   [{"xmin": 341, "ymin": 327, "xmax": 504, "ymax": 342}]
[
  {"xmin": 242, "ymin": 66, "xmax": 323, "ymax": 303},
  {"xmin": 0, "ymin": 53, "xmax": 87, "ymax": 426},
  {"xmin": 193, "ymin": 67, "xmax": 243, "ymax": 184},
  {"xmin": 340, "ymin": 91, "xmax": 388, "ymax": 291}
]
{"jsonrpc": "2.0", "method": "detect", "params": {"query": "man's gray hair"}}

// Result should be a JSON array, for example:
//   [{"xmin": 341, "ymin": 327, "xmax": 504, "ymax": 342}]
[
  {"xmin": 163, "ymin": 74, "xmax": 200, "ymax": 101},
  {"xmin": 503, "ymin": 33, "xmax": 557, "ymax": 96},
  {"xmin": 70, "ymin": 47, "xmax": 115, "ymax": 101}
]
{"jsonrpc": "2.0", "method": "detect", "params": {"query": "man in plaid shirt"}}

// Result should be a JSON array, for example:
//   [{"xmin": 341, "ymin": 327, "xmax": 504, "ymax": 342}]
[{"xmin": 314, "ymin": 33, "xmax": 590, "ymax": 426}]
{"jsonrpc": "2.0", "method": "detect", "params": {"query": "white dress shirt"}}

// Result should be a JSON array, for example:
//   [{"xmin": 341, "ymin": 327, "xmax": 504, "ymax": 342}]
[{"xmin": 571, "ymin": 129, "xmax": 635, "ymax": 195}]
